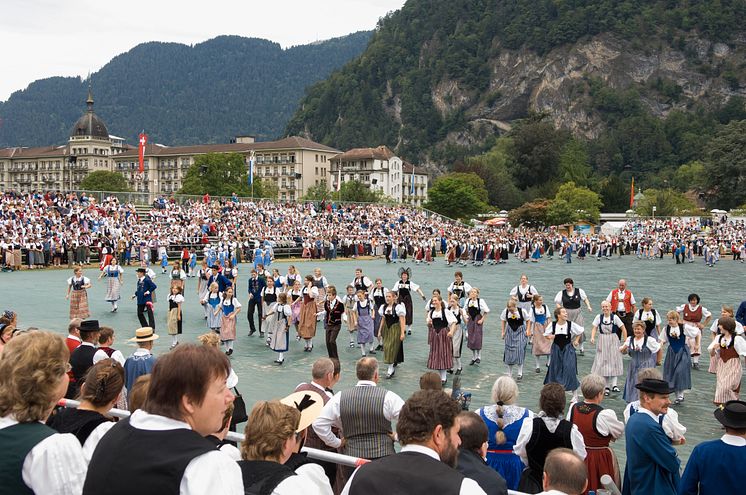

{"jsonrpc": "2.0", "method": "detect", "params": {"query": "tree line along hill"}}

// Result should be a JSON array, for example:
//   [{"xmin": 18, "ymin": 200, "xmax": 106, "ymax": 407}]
[
  {"xmin": 0, "ymin": 32, "xmax": 372, "ymax": 148},
  {"xmin": 286, "ymin": 0, "xmax": 746, "ymax": 214}
]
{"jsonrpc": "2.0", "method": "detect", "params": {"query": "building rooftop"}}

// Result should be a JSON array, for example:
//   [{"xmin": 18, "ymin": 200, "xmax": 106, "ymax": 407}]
[{"xmin": 331, "ymin": 145, "xmax": 396, "ymax": 161}]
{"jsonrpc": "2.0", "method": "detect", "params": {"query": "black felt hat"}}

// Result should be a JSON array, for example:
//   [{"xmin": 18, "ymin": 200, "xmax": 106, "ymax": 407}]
[
  {"xmin": 136, "ymin": 268, "xmax": 147, "ymax": 273},
  {"xmin": 79, "ymin": 320, "xmax": 100, "ymax": 333},
  {"xmin": 635, "ymin": 378, "xmax": 674, "ymax": 395},
  {"xmin": 714, "ymin": 400, "xmax": 746, "ymax": 429}
]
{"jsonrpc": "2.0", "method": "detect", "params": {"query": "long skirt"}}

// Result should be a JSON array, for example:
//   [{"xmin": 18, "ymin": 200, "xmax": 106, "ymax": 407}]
[
  {"xmin": 207, "ymin": 305, "xmax": 222, "ymax": 329},
  {"xmin": 452, "ymin": 323, "xmax": 464, "ymax": 359},
  {"xmin": 105, "ymin": 277, "xmax": 121, "ymax": 302},
  {"xmin": 428, "ymin": 328, "xmax": 453, "ymax": 370},
  {"xmin": 714, "ymin": 357, "xmax": 742, "ymax": 404},
  {"xmin": 290, "ymin": 299, "xmax": 302, "ymax": 325},
  {"xmin": 268, "ymin": 319, "xmax": 289, "ymax": 352},
  {"xmin": 401, "ymin": 294, "xmax": 414, "ymax": 326},
  {"xmin": 467, "ymin": 320, "xmax": 484, "ymax": 351},
  {"xmin": 532, "ymin": 321, "xmax": 552, "ymax": 356},
  {"xmin": 623, "ymin": 349, "xmax": 656, "ymax": 402},
  {"xmin": 545, "ymin": 344, "xmax": 579, "ymax": 391},
  {"xmin": 566, "ymin": 308, "xmax": 584, "ymax": 344},
  {"xmin": 357, "ymin": 311, "xmax": 375, "ymax": 344},
  {"xmin": 708, "ymin": 347, "xmax": 719, "ymax": 374},
  {"xmin": 382, "ymin": 322, "xmax": 404, "ymax": 365},
  {"xmin": 13, "ymin": 250, "xmax": 21, "ymax": 267},
  {"xmin": 373, "ymin": 308, "xmax": 383, "ymax": 339},
  {"xmin": 503, "ymin": 326, "xmax": 527, "ymax": 365},
  {"xmin": 591, "ymin": 333, "xmax": 623, "ymax": 377},
  {"xmin": 220, "ymin": 314, "xmax": 237, "ymax": 342},
  {"xmin": 299, "ymin": 301, "xmax": 318, "ymax": 339},
  {"xmin": 585, "ymin": 446, "xmax": 620, "ymax": 494},
  {"xmin": 315, "ymin": 288, "xmax": 326, "ymax": 317},
  {"xmin": 167, "ymin": 309, "xmax": 182, "ymax": 335},
  {"xmin": 427, "ymin": 323, "xmax": 433, "ymax": 346},
  {"xmin": 663, "ymin": 346, "xmax": 691, "ymax": 392},
  {"xmin": 69, "ymin": 290, "xmax": 90, "ymax": 320}
]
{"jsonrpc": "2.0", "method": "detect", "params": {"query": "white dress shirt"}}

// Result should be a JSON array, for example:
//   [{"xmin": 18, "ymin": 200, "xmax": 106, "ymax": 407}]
[
  {"xmin": 340, "ymin": 444, "xmax": 487, "ymax": 495},
  {"xmin": 623, "ymin": 401, "xmax": 687, "ymax": 442},
  {"xmin": 514, "ymin": 412, "xmax": 587, "ymax": 466},
  {"xmin": 0, "ymin": 415, "xmax": 87, "ymax": 495},
  {"xmin": 273, "ymin": 463, "xmax": 333, "ymax": 495},
  {"xmin": 312, "ymin": 380, "xmax": 404, "ymax": 449},
  {"xmin": 566, "ymin": 404, "xmax": 625, "ymax": 439},
  {"xmin": 92, "ymin": 348, "xmax": 126, "ymax": 366},
  {"xmin": 85, "ymin": 409, "xmax": 243, "ymax": 495},
  {"xmin": 605, "ymin": 290, "xmax": 636, "ymax": 312}
]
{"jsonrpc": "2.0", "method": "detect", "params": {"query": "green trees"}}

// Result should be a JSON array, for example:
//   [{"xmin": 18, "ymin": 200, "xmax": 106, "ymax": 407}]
[
  {"xmin": 510, "ymin": 182, "xmax": 602, "ymax": 226},
  {"xmin": 80, "ymin": 171, "xmax": 130, "ymax": 192},
  {"xmin": 635, "ymin": 189, "xmax": 698, "ymax": 216},
  {"xmin": 338, "ymin": 180, "xmax": 385, "ymax": 203},
  {"xmin": 703, "ymin": 120, "xmax": 746, "ymax": 209},
  {"xmin": 424, "ymin": 173, "xmax": 489, "ymax": 220},
  {"xmin": 179, "ymin": 153, "xmax": 277, "ymax": 198}
]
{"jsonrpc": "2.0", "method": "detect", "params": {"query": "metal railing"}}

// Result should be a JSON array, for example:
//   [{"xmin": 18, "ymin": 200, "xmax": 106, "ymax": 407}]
[{"xmin": 57, "ymin": 398, "xmax": 623, "ymax": 495}]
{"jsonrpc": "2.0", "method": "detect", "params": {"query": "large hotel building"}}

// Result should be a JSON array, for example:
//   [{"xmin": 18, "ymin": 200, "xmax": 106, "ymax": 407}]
[{"xmin": 0, "ymin": 91, "xmax": 427, "ymax": 204}]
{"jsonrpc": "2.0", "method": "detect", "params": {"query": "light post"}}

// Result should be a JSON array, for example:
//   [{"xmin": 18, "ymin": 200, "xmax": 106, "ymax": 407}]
[{"xmin": 652, "ymin": 205, "xmax": 657, "ymax": 220}]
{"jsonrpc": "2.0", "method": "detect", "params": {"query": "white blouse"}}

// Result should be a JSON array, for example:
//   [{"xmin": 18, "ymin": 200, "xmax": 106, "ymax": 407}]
[
  {"xmin": 707, "ymin": 334, "xmax": 746, "ymax": 355},
  {"xmin": 465, "ymin": 298, "xmax": 490, "ymax": 316},
  {"xmin": 379, "ymin": 303, "xmax": 407, "ymax": 317},
  {"xmin": 544, "ymin": 321, "xmax": 584, "ymax": 337},
  {"xmin": 428, "ymin": 307, "xmax": 457, "ymax": 325},
  {"xmin": 622, "ymin": 336, "xmax": 661, "ymax": 353},
  {"xmin": 500, "ymin": 308, "xmax": 529, "ymax": 322}
]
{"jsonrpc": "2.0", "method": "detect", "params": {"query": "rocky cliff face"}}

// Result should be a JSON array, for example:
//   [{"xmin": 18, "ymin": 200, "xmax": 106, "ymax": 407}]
[{"xmin": 433, "ymin": 33, "xmax": 746, "ymax": 148}]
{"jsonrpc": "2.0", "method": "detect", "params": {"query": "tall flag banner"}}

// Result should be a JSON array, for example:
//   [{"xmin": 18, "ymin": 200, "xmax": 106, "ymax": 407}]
[
  {"xmin": 410, "ymin": 166, "xmax": 415, "ymax": 195},
  {"xmin": 138, "ymin": 132, "xmax": 148, "ymax": 174},
  {"xmin": 629, "ymin": 177, "xmax": 635, "ymax": 208},
  {"xmin": 337, "ymin": 165, "xmax": 342, "ymax": 192},
  {"xmin": 248, "ymin": 151, "xmax": 255, "ymax": 187}
]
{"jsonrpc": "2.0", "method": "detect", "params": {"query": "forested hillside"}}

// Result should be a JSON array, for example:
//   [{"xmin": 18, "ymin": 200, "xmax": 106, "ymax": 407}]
[
  {"xmin": 286, "ymin": 0, "xmax": 746, "ymax": 209},
  {"xmin": 0, "ymin": 32, "xmax": 372, "ymax": 147}
]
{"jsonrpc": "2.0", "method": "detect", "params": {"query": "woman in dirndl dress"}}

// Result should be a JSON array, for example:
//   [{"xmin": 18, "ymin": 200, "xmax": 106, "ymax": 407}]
[
  {"xmin": 266, "ymin": 292, "xmax": 291, "ymax": 365},
  {"xmin": 66, "ymin": 267, "xmax": 91, "ymax": 320},
  {"xmin": 426, "ymin": 294, "xmax": 457, "ymax": 384},
  {"xmin": 510, "ymin": 274, "xmax": 537, "ymax": 314},
  {"xmin": 204, "ymin": 282, "xmax": 222, "ymax": 333},
  {"xmin": 169, "ymin": 261, "xmax": 186, "ymax": 291},
  {"xmin": 377, "ymin": 291, "xmax": 406, "ymax": 379},
  {"xmin": 218, "ymin": 286, "xmax": 241, "ymax": 356},
  {"xmin": 465, "ymin": 288, "xmax": 490, "ymax": 365},
  {"xmin": 501, "ymin": 298, "xmax": 529, "ymax": 380},
  {"xmin": 706, "ymin": 306, "xmax": 743, "ymax": 374},
  {"xmin": 424, "ymin": 289, "xmax": 440, "ymax": 347},
  {"xmin": 370, "ymin": 278, "xmax": 389, "ymax": 351},
  {"xmin": 544, "ymin": 307, "xmax": 585, "ymax": 401},
  {"xmin": 98, "ymin": 259, "xmax": 123, "ymax": 312},
  {"xmin": 633, "ymin": 297, "xmax": 663, "ymax": 366},
  {"xmin": 590, "ymin": 301, "xmax": 627, "ymax": 396},
  {"xmin": 355, "ymin": 289, "xmax": 375, "ymax": 356},
  {"xmin": 261, "ymin": 275, "xmax": 279, "ymax": 344},
  {"xmin": 661, "ymin": 310, "xmax": 692, "ymax": 405},
  {"xmin": 527, "ymin": 294, "xmax": 552, "ymax": 372},
  {"xmin": 288, "ymin": 279, "xmax": 303, "ymax": 340},
  {"xmin": 392, "ymin": 269, "xmax": 426, "ymax": 336},
  {"xmin": 447, "ymin": 294, "xmax": 466, "ymax": 375},
  {"xmin": 298, "ymin": 275, "xmax": 319, "ymax": 352},
  {"xmin": 312, "ymin": 268, "xmax": 329, "ymax": 319},
  {"xmin": 197, "ymin": 260, "xmax": 210, "ymax": 318},
  {"xmin": 620, "ymin": 321, "xmax": 661, "ymax": 403},
  {"xmin": 475, "ymin": 376, "xmax": 534, "ymax": 491},
  {"xmin": 707, "ymin": 316, "xmax": 746, "ymax": 405},
  {"xmin": 554, "ymin": 278, "xmax": 592, "ymax": 355},
  {"xmin": 167, "ymin": 285, "xmax": 184, "ymax": 349}
]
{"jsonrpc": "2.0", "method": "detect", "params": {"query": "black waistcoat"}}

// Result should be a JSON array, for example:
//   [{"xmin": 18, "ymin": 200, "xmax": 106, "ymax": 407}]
[{"xmin": 349, "ymin": 451, "xmax": 463, "ymax": 495}]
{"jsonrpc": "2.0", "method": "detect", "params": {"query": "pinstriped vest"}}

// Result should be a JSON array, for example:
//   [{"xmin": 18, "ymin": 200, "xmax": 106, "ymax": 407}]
[{"xmin": 339, "ymin": 385, "xmax": 394, "ymax": 459}]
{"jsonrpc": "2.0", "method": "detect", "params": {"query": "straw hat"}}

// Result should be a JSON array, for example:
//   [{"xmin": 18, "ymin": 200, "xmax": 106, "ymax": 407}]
[
  {"xmin": 128, "ymin": 327, "xmax": 159, "ymax": 343},
  {"xmin": 280, "ymin": 391, "xmax": 324, "ymax": 432}
]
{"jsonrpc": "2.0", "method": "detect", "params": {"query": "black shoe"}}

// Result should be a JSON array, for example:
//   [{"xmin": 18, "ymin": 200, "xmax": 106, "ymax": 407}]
[
  {"xmin": 469, "ymin": 360, "xmax": 476, "ymax": 366},
  {"xmin": 407, "ymin": 330, "xmax": 411, "ymax": 335},
  {"xmin": 455, "ymin": 368, "xmax": 462, "ymax": 375},
  {"xmin": 227, "ymin": 349, "xmax": 233, "ymax": 356},
  {"xmin": 386, "ymin": 369, "xmax": 395, "ymax": 379},
  {"xmin": 447, "ymin": 369, "xmax": 454, "ymax": 374},
  {"xmin": 248, "ymin": 329, "xmax": 256, "ymax": 336},
  {"xmin": 604, "ymin": 388, "xmax": 610, "ymax": 397},
  {"xmin": 368, "ymin": 350, "xmax": 376, "ymax": 355},
  {"xmin": 259, "ymin": 332, "xmax": 265, "ymax": 338},
  {"xmin": 441, "ymin": 380, "xmax": 447, "ymax": 386},
  {"xmin": 476, "ymin": 358, "xmax": 481, "ymax": 364},
  {"xmin": 376, "ymin": 344, "xmax": 383, "ymax": 351}
]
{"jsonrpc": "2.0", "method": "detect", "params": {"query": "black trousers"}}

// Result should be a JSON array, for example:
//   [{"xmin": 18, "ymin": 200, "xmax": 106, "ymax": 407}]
[
  {"xmin": 326, "ymin": 323, "xmax": 341, "ymax": 359},
  {"xmin": 137, "ymin": 304, "xmax": 155, "ymax": 328},
  {"xmin": 248, "ymin": 298, "xmax": 262, "ymax": 334}
]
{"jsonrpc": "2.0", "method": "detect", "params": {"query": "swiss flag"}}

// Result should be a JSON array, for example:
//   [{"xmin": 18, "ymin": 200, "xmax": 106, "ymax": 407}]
[{"xmin": 138, "ymin": 132, "xmax": 148, "ymax": 173}]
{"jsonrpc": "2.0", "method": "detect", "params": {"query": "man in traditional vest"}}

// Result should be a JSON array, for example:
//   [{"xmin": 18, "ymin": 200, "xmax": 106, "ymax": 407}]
[
  {"xmin": 342, "ymin": 390, "xmax": 488, "ymax": 495},
  {"xmin": 295, "ymin": 357, "xmax": 341, "ymax": 489},
  {"xmin": 67, "ymin": 319, "xmax": 100, "ymax": 398},
  {"xmin": 313, "ymin": 357, "xmax": 404, "ymax": 480},
  {"xmin": 606, "ymin": 279, "xmax": 637, "ymax": 338}
]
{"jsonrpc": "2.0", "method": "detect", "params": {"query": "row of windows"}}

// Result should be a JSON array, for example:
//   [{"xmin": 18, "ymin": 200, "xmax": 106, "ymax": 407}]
[
  {"xmin": 255, "ymin": 153, "xmax": 296, "ymax": 164},
  {"xmin": 260, "ymin": 166, "xmax": 296, "ymax": 176},
  {"xmin": 71, "ymin": 147, "xmax": 107, "ymax": 156}
]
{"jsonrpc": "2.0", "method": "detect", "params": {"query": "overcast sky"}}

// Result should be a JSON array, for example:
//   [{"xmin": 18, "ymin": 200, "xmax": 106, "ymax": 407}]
[{"xmin": 1, "ymin": 0, "xmax": 406, "ymax": 101}]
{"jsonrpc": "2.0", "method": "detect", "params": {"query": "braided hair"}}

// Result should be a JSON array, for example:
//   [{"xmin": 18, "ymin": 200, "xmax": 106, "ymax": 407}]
[{"xmin": 79, "ymin": 358, "xmax": 125, "ymax": 407}]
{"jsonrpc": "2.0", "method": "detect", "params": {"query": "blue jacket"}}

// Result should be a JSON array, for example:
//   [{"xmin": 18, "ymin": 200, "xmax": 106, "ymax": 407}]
[
  {"xmin": 623, "ymin": 410, "xmax": 680, "ymax": 495},
  {"xmin": 679, "ymin": 437, "xmax": 746, "ymax": 495},
  {"xmin": 248, "ymin": 276, "xmax": 266, "ymax": 300},
  {"xmin": 735, "ymin": 301, "xmax": 746, "ymax": 326},
  {"xmin": 208, "ymin": 272, "xmax": 232, "ymax": 294},
  {"xmin": 134, "ymin": 276, "xmax": 157, "ymax": 305}
]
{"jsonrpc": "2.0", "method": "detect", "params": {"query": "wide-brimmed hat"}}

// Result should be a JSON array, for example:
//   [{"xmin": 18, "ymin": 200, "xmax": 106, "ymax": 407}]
[
  {"xmin": 635, "ymin": 378, "xmax": 674, "ymax": 395},
  {"xmin": 714, "ymin": 400, "xmax": 746, "ymax": 429},
  {"xmin": 280, "ymin": 391, "xmax": 324, "ymax": 432},
  {"xmin": 128, "ymin": 327, "xmax": 159, "ymax": 342},
  {"xmin": 79, "ymin": 320, "xmax": 100, "ymax": 333}
]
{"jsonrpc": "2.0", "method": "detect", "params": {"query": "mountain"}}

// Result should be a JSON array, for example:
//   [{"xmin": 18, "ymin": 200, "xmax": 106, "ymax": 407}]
[
  {"xmin": 0, "ymin": 32, "xmax": 372, "ymax": 147},
  {"xmin": 285, "ymin": 0, "xmax": 746, "ymax": 169}
]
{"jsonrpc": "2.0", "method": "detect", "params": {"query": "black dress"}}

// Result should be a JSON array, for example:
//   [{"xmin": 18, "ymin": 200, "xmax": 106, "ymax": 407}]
[{"xmin": 47, "ymin": 407, "xmax": 111, "ymax": 445}]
